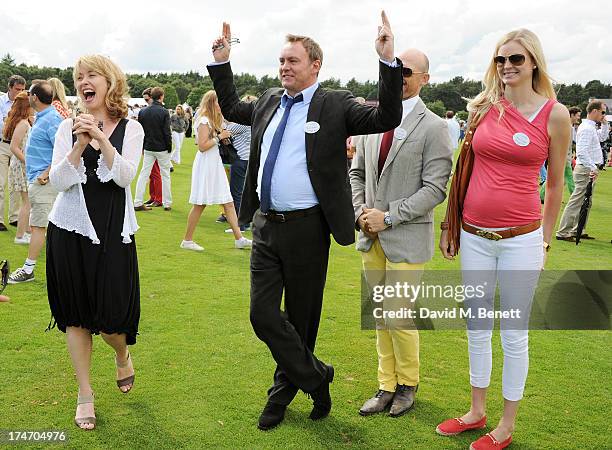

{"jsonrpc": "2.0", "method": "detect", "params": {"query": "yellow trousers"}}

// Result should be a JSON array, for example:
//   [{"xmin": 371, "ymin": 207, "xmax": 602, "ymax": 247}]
[{"xmin": 362, "ymin": 239, "xmax": 423, "ymax": 391}]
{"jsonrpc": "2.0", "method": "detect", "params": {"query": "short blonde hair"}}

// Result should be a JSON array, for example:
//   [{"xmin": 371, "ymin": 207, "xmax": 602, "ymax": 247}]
[
  {"xmin": 286, "ymin": 34, "xmax": 323, "ymax": 65},
  {"xmin": 468, "ymin": 29, "xmax": 556, "ymax": 123},
  {"xmin": 73, "ymin": 55, "xmax": 129, "ymax": 120}
]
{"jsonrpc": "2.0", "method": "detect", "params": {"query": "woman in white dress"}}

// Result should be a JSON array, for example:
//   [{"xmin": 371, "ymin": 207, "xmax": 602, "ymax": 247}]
[{"xmin": 181, "ymin": 90, "xmax": 251, "ymax": 251}]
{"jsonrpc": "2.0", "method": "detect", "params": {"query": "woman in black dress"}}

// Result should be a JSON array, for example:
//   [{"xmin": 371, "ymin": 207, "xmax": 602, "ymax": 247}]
[{"xmin": 47, "ymin": 55, "xmax": 144, "ymax": 430}]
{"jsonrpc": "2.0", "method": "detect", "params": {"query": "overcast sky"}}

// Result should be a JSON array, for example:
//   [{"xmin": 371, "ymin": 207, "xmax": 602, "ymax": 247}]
[{"xmin": 3, "ymin": 0, "xmax": 612, "ymax": 85}]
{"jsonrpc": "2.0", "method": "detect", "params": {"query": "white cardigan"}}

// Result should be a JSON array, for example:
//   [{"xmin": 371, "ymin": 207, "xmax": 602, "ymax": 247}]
[{"xmin": 49, "ymin": 118, "xmax": 145, "ymax": 244}]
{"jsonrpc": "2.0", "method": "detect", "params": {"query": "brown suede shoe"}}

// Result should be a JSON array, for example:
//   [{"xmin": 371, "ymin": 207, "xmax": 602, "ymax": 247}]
[
  {"xmin": 359, "ymin": 389, "xmax": 395, "ymax": 416},
  {"xmin": 389, "ymin": 384, "xmax": 417, "ymax": 417},
  {"xmin": 134, "ymin": 205, "xmax": 152, "ymax": 211}
]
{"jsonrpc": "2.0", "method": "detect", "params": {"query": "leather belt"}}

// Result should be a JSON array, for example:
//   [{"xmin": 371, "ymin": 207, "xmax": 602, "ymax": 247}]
[
  {"xmin": 462, "ymin": 220, "xmax": 541, "ymax": 241},
  {"xmin": 262, "ymin": 205, "xmax": 321, "ymax": 223}
]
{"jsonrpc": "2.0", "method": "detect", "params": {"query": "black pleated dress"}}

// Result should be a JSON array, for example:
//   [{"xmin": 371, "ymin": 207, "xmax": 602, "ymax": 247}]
[{"xmin": 46, "ymin": 119, "xmax": 140, "ymax": 344}]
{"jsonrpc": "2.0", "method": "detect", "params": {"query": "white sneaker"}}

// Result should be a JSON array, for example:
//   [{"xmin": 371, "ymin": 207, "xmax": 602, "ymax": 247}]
[
  {"xmin": 14, "ymin": 234, "xmax": 30, "ymax": 245},
  {"xmin": 235, "ymin": 237, "xmax": 252, "ymax": 249},
  {"xmin": 180, "ymin": 240, "xmax": 204, "ymax": 251},
  {"xmin": 225, "ymin": 227, "xmax": 250, "ymax": 233}
]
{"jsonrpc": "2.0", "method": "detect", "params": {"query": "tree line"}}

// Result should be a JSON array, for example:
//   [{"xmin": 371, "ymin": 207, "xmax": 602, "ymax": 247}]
[{"xmin": 2, "ymin": 53, "xmax": 611, "ymax": 117}]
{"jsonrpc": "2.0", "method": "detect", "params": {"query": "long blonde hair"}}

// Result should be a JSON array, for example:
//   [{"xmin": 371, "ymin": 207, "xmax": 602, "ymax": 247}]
[
  {"xmin": 73, "ymin": 55, "xmax": 130, "ymax": 120},
  {"xmin": 468, "ymin": 29, "xmax": 556, "ymax": 123},
  {"xmin": 198, "ymin": 90, "xmax": 223, "ymax": 136},
  {"xmin": 47, "ymin": 77, "xmax": 68, "ymax": 109}
]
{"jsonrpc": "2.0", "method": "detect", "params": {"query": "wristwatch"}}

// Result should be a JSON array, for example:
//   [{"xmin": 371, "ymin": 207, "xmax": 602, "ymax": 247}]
[
  {"xmin": 543, "ymin": 241, "xmax": 551, "ymax": 252},
  {"xmin": 383, "ymin": 211, "xmax": 392, "ymax": 228},
  {"xmin": 440, "ymin": 222, "xmax": 449, "ymax": 230}
]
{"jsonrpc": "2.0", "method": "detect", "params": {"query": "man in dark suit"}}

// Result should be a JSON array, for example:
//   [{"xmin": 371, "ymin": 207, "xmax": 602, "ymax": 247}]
[{"xmin": 207, "ymin": 12, "xmax": 403, "ymax": 430}]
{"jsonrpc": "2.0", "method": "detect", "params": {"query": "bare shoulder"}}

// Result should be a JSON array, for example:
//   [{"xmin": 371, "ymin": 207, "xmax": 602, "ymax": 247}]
[
  {"xmin": 548, "ymin": 102, "xmax": 570, "ymax": 127},
  {"xmin": 14, "ymin": 119, "xmax": 30, "ymax": 132}
]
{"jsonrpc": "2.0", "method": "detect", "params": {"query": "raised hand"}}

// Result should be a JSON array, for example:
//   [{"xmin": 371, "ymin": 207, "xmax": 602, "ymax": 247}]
[
  {"xmin": 212, "ymin": 22, "xmax": 232, "ymax": 62},
  {"xmin": 375, "ymin": 10, "xmax": 394, "ymax": 63}
]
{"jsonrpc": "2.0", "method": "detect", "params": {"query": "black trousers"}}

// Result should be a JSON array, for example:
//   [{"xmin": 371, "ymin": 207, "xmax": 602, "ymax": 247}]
[{"xmin": 249, "ymin": 208, "xmax": 330, "ymax": 406}]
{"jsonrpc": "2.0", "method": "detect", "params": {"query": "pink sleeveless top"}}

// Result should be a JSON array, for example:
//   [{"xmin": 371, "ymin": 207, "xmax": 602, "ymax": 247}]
[{"xmin": 463, "ymin": 98, "xmax": 556, "ymax": 228}]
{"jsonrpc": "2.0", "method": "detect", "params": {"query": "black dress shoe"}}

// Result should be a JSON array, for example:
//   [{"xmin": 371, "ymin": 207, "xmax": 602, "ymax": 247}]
[
  {"xmin": 309, "ymin": 364, "xmax": 334, "ymax": 420},
  {"xmin": 9, "ymin": 221, "xmax": 18, "ymax": 227},
  {"xmin": 258, "ymin": 401, "xmax": 286, "ymax": 430},
  {"xmin": 0, "ymin": 223, "xmax": 7, "ymax": 231}
]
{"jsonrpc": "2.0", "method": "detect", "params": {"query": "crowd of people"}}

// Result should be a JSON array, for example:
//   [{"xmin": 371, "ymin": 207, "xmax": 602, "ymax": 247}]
[{"xmin": 0, "ymin": 10, "xmax": 608, "ymax": 449}]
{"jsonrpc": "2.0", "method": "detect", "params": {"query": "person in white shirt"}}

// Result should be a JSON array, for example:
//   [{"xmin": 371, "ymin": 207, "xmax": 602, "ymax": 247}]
[
  {"xmin": 556, "ymin": 100, "xmax": 608, "ymax": 241},
  {"xmin": 445, "ymin": 110, "xmax": 461, "ymax": 149},
  {"xmin": 0, "ymin": 75, "xmax": 26, "ymax": 231}
]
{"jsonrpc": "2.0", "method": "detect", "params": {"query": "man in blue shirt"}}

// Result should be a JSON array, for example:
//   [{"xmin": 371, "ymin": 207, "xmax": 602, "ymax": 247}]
[
  {"xmin": 9, "ymin": 80, "xmax": 62, "ymax": 284},
  {"xmin": 208, "ymin": 11, "xmax": 403, "ymax": 430}
]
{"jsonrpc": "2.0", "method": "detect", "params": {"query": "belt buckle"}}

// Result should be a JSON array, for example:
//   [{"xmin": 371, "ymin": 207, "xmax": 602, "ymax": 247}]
[
  {"xmin": 276, "ymin": 213, "xmax": 286, "ymax": 223},
  {"xmin": 476, "ymin": 230, "xmax": 502, "ymax": 241}
]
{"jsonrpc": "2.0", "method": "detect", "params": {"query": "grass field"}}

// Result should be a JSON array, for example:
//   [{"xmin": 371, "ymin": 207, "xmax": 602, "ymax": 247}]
[{"xmin": 0, "ymin": 137, "xmax": 610, "ymax": 449}]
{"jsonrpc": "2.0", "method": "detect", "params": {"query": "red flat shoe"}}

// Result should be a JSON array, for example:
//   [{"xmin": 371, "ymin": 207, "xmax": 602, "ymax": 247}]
[
  {"xmin": 436, "ymin": 416, "xmax": 487, "ymax": 436},
  {"xmin": 470, "ymin": 433, "xmax": 512, "ymax": 450}
]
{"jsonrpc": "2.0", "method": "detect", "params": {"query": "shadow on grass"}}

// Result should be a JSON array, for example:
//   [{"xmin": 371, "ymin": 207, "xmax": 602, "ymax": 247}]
[
  {"xmin": 283, "ymin": 409, "xmax": 369, "ymax": 447},
  {"xmin": 109, "ymin": 400, "xmax": 184, "ymax": 448}
]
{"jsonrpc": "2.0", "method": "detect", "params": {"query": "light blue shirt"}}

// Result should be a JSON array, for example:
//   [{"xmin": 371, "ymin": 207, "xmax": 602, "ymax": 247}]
[
  {"xmin": 26, "ymin": 106, "xmax": 63, "ymax": 182},
  {"xmin": 257, "ymin": 82, "xmax": 320, "ymax": 211},
  {"xmin": 0, "ymin": 93, "xmax": 13, "ymax": 136}
]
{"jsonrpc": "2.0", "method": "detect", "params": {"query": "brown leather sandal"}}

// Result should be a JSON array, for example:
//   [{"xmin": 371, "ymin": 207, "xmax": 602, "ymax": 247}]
[
  {"xmin": 74, "ymin": 392, "xmax": 96, "ymax": 430},
  {"xmin": 116, "ymin": 352, "xmax": 135, "ymax": 393}
]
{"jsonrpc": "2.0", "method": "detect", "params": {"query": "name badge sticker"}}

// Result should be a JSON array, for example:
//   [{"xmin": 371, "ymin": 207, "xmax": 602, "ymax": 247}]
[
  {"xmin": 394, "ymin": 128, "xmax": 408, "ymax": 140},
  {"xmin": 304, "ymin": 121, "xmax": 320, "ymax": 134},
  {"xmin": 513, "ymin": 132, "xmax": 530, "ymax": 147}
]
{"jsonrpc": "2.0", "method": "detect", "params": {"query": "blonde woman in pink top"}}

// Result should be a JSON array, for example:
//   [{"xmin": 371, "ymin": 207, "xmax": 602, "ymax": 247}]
[{"xmin": 437, "ymin": 30, "xmax": 570, "ymax": 450}]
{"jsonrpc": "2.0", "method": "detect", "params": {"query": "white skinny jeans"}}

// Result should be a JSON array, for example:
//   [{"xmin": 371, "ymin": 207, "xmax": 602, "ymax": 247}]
[{"xmin": 460, "ymin": 226, "xmax": 543, "ymax": 401}]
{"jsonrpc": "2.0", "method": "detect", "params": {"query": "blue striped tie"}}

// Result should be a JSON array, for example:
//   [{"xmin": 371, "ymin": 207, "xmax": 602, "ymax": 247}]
[{"xmin": 260, "ymin": 93, "xmax": 303, "ymax": 212}]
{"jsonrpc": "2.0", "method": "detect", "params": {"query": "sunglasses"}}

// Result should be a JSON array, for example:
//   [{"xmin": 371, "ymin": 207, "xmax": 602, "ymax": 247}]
[
  {"xmin": 494, "ymin": 54, "xmax": 526, "ymax": 66},
  {"xmin": 0, "ymin": 260, "xmax": 8, "ymax": 295},
  {"xmin": 402, "ymin": 67, "xmax": 427, "ymax": 78}
]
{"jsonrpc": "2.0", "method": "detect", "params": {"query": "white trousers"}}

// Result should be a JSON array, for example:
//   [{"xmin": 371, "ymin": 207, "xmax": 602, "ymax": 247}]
[
  {"xmin": 460, "ymin": 226, "xmax": 543, "ymax": 401},
  {"xmin": 171, "ymin": 131, "xmax": 184, "ymax": 164},
  {"xmin": 134, "ymin": 150, "xmax": 172, "ymax": 207}
]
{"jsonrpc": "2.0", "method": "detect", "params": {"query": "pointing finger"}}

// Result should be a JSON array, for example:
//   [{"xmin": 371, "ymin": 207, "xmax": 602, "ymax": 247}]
[{"xmin": 381, "ymin": 10, "xmax": 390, "ymax": 28}]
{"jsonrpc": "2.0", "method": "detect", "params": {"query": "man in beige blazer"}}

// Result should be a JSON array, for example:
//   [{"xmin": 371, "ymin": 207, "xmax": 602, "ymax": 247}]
[{"xmin": 349, "ymin": 48, "xmax": 453, "ymax": 417}]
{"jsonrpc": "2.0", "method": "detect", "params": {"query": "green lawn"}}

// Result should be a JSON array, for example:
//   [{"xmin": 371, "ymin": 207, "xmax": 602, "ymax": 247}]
[{"xmin": 0, "ymin": 138, "xmax": 610, "ymax": 449}]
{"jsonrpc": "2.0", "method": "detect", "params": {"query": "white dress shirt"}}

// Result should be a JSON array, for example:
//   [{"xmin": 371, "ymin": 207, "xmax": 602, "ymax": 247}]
[
  {"xmin": 401, "ymin": 96, "xmax": 419, "ymax": 122},
  {"xmin": 575, "ymin": 119, "xmax": 608, "ymax": 170},
  {"xmin": 446, "ymin": 117, "xmax": 461, "ymax": 146},
  {"xmin": 0, "ymin": 93, "xmax": 13, "ymax": 136}
]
